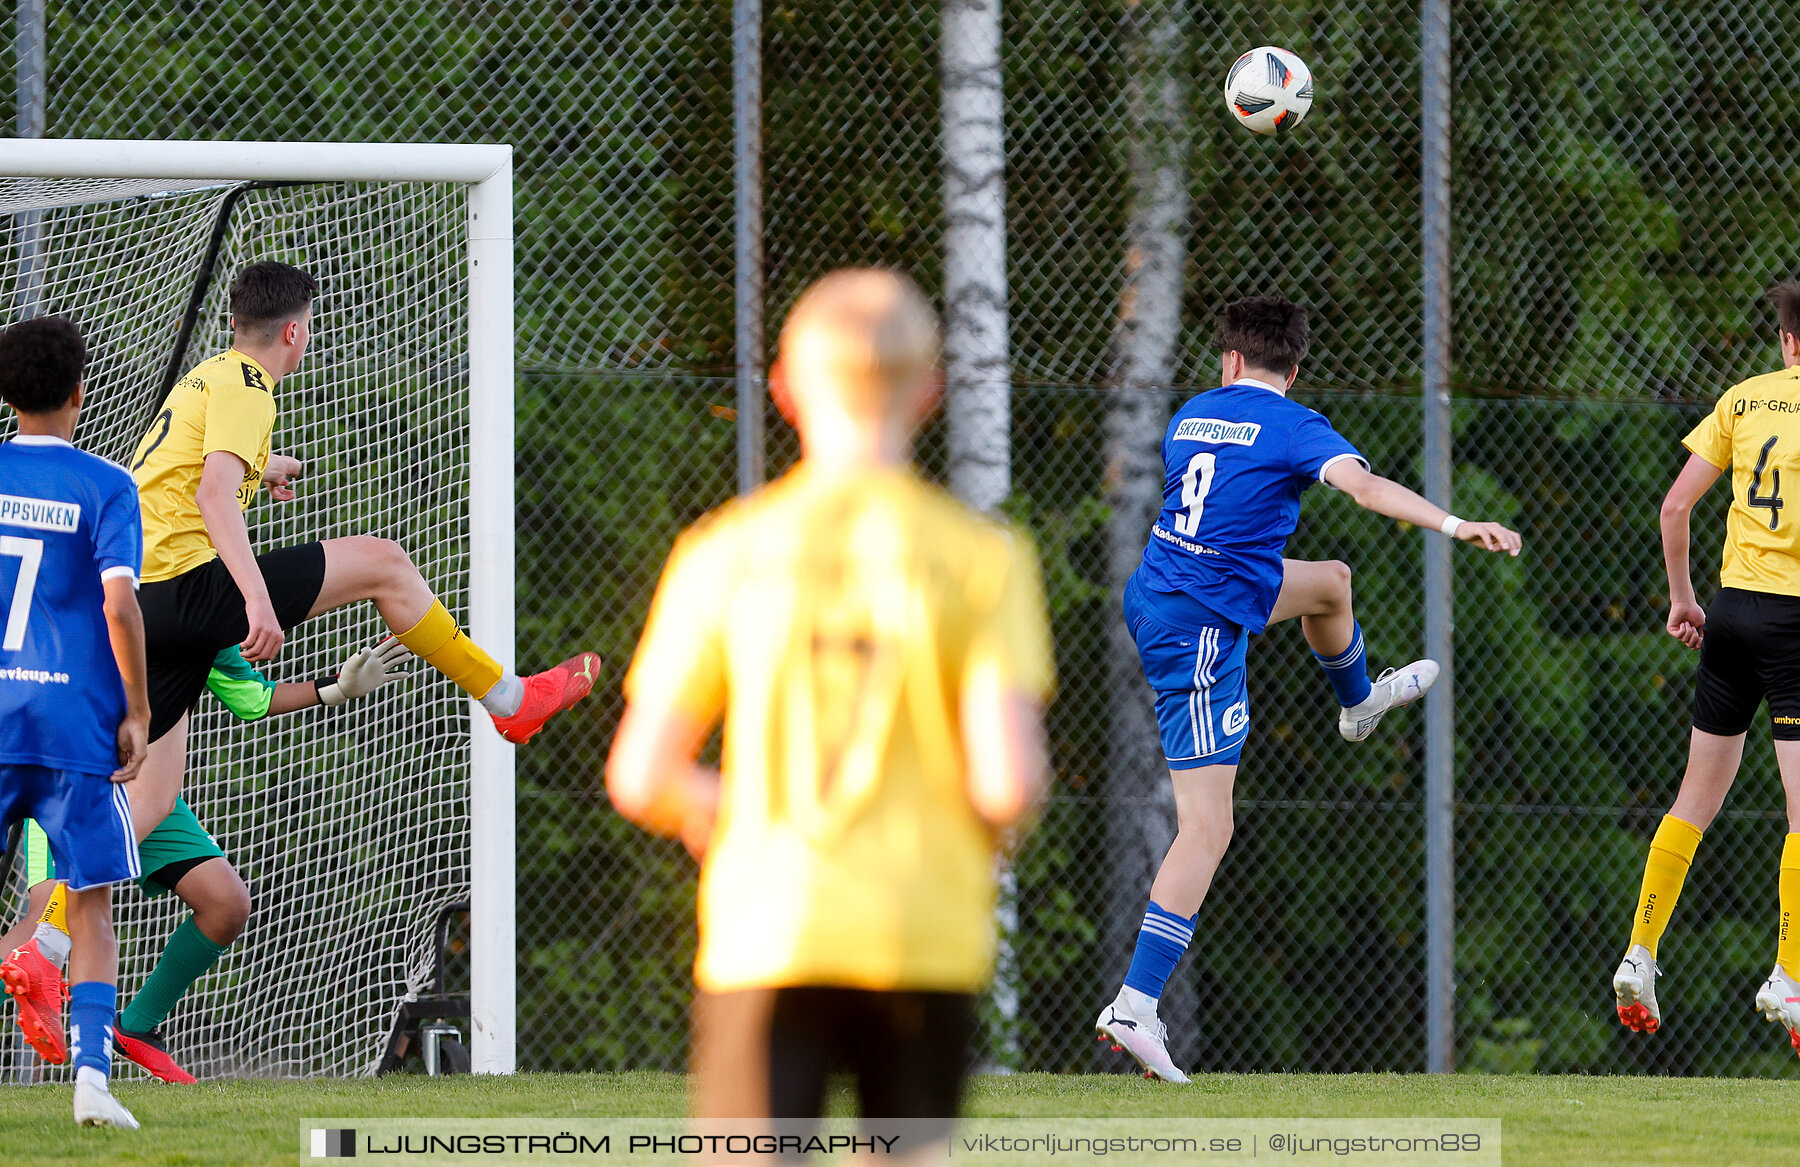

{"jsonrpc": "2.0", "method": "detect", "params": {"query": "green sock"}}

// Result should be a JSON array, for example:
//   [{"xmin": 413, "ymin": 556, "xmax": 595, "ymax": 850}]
[{"xmin": 119, "ymin": 917, "xmax": 229, "ymax": 1034}]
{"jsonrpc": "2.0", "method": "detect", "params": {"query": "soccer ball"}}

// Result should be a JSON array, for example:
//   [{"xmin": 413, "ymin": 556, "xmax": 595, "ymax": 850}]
[{"xmin": 1224, "ymin": 46, "xmax": 1314, "ymax": 135}]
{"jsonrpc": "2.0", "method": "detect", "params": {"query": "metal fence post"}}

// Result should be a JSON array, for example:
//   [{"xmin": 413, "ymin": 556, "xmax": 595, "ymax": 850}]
[
  {"xmin": 733, "ymin": 0, "xmax": 765, "ymax": 495},
  {"xmin": 14, "ymin": 0, "xmax": 47, "ymax": 321},
  {"xmin": 1420, "ymin": 0, "xmax": 1456, "ymax": 1075}
]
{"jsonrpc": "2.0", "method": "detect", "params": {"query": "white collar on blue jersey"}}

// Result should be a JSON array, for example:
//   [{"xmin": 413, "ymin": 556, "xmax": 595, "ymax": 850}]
[
  {"xmin": 8, "ymin": 434, "xmax": 72, "ymax": 447},
  {"xmin": 1230, "ymin": 376, "xmax": 1289, "ymax": 396}
]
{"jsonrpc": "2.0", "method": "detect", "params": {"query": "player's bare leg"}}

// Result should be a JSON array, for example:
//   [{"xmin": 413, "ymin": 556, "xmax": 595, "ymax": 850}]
[
  {"xmin": 1097, "ymin": 763, "xmax": 1233, "ymax": 1085},
  {"xmin": 1270, "ymin": 558, "xmax": 1436, "ymax": 743},
  {"xmin": 66, "ymin": 885, "xmax": 136, "ymax": 1130},
  {"xmin": 131, "ymin": 711, "xmax": 189, "ymax": 842},
  {"xmin": 1614, "ymin": 729, "xmax": 1743, "ymax": 1034},
  {"xmin": 309, "ymin": 535, "xmax": 600, "ymax": 744},
  {"xmin": 2, "ymin": 878, "xmax": 68, "ymax": 1063},
  {"xmin": 1756, "ymin": 740, "xmax": 1800, "ymax": 1055}
]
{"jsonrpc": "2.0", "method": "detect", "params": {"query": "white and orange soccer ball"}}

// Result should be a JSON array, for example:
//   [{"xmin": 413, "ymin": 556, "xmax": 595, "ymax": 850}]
[{"xmin": 1224, "ymin": 46, "xmax": 1314, "ymax": 135}]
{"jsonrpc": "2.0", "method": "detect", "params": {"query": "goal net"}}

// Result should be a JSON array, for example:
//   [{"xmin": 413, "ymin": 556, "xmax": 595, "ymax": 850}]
[{"xmin": 0, "ymin": 145, "xmax": 514, "ymax": 1078}]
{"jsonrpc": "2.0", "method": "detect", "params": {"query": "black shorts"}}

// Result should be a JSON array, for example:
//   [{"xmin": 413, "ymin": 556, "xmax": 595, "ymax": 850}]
[
  {"xmin": 138, "ymin": 543, "xmax": 326, "ymax": 742},
  {"xmin": 692, "ymin": 987, "xmax": 974, "ymax": 1154},
  {"xmin": 1692, "ymin": 587, "xmax": 1800, "ymax": 740}
]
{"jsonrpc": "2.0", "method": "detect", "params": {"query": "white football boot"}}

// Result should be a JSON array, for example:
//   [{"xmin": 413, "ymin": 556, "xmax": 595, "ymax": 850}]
[
  {"xmin": 1612, "ymin": 944, "xmax": 1662, "ymax": 1034},
  {"xmin": 1337, "ymin": 660, "xmax": 1439, "ymax": 743},
  {"xmin": 1753, "ymin": 964, "xmax": 1800, "ymax": 1057},
  {"xmin": 73, "ymin": 1078, "xmax": 138, "ymax": 1130},
  {"xmin": 1095, "ymin": 990, "xmax": 1190, "ymax": 1084}
]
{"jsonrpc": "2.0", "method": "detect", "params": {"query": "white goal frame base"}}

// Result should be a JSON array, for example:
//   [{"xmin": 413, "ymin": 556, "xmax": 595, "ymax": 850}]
[{"xmin": 1, "ymin": 138, "xmax": 517, "ymax": 1074}]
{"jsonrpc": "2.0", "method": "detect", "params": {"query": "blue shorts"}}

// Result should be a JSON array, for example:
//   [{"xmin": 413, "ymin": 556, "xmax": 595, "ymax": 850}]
[
  {"xmin": 1124, "ymin": 573, "xmax": 1251, "ymax": 768},
  {"xmin": 0, "ymin": 764, "xmax": 140, "ymax": 891}
]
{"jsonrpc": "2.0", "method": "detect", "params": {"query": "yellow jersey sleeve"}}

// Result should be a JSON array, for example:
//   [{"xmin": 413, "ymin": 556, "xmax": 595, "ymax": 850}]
[
  {"xmin": 202, "ymin": 374, "xmax": 278, "ymax": 474},
  {"xmin": 624, "ymin": 524, "xmax": 728, "ymax": 724},
  {"xmin": 1683, "ymin": 390, "xmax": 1735, "ymax": 469},
  {"xmin": 965, "ymin": 527, "xmax": 1055, "ymax": 703}
]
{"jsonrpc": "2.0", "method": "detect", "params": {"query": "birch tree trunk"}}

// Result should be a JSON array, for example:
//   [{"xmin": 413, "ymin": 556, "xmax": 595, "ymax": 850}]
[
  {"xmin": 942, "ymin": 0, "xmax": 1019, "ymax": 1069},
  {"xmin": 1104, "ymin": 0, "xmax": 1195, "ymax": 1067},
  {"xmin": 942, "ymin": 0, "xmax": 1010, "ymax": 513}
]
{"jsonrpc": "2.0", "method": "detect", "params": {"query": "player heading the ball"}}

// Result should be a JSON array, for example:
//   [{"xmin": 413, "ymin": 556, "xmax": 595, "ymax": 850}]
[
  {"xmin": 0, "ymin": 316, "xmax": 147, "ymax": 1129},
  {"xmin": 1095, "ymin": 296, "xmax": 1521, "ymax": 1084}
]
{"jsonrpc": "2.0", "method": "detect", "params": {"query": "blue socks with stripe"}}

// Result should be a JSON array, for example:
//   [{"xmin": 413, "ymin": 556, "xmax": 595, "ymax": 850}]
[
  {"xmin": 1123, "ymin": 901, "xmax": 1198, "ymax": 1003},
  {"xmin": 68, "ymin": 981, "xmax": 116, "ymax": 1080},
  {"xmin": 1314, "ymin": 621, "xmax": 1372, "ymax": 708}
]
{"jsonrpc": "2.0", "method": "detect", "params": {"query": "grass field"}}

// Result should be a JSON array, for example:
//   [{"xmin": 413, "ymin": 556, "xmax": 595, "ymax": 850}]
[{"xmin": 3, "ymin": 1071, "xmax": 1799, "ymax": 1166}]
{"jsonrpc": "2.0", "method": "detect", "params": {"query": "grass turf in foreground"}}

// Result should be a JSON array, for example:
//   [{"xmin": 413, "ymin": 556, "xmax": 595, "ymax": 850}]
[{"xmin": 0, "ymin": 1072, "xmax": 1795, "ymax": 1166}]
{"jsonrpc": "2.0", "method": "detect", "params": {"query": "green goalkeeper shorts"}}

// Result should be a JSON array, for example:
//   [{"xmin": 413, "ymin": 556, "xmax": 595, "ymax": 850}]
[
  {"xmin": 17, "ymin": 797, "xmax": 224, "ymax": 900},
  {"xmin": 135, "ymin": 796, "xmax": 226, "ymax": 898}
]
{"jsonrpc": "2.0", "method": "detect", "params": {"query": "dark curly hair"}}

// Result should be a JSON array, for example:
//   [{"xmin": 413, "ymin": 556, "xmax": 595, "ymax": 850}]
[
  {"xmin": 0, "ymin": 316, "xmax": 87, "ymax": 415},
  {"xmin": 230, "ymin": 261, "xmax": 318, "ymax": 341},
  {"xmin": 1215, "ymin": 295, "xmax": 1309, "ymax": 376}
]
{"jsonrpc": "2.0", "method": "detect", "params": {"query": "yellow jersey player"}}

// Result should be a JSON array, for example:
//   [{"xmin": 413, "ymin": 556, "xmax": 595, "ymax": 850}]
[
  {"xmin": 607, "ymin": 269, "xmax": 1052, "ymax": 1161},
  {"xmin": 113, "ymin": 260, "xmax": 599, "ymax": 1080},
  {"xmin": 1613, "ymin": 279, "xmax": 1800, "ymax": 1057}
]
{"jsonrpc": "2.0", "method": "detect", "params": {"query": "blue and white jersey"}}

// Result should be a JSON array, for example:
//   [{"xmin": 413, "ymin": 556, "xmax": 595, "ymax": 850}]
[
  {"xmin": 1133, "ymin": 381, "xmax": 1365, "ymax": 633},
  {"xmin": 0, "ymin": 436, "xmax": 142, "ymax": 775}
]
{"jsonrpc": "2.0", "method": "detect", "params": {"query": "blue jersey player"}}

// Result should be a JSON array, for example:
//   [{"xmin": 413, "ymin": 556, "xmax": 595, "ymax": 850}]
[
  {"xmin": 0, "ymin": 317, "xmax": 149, "ymax": 1129},
  {"xmin": 1094, "ymin": 297, "xmax": 1522, "ymax": 1082}
]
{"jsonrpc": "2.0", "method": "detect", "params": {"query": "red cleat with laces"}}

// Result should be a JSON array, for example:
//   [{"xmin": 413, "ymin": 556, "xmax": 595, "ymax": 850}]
[
  {"xmin": 2, "ymin": 938, "xmax": 69, "ymax": 1064},
  {"xmin": 488, "ymin": 653, "xmax": 603, "ymax": 745}
]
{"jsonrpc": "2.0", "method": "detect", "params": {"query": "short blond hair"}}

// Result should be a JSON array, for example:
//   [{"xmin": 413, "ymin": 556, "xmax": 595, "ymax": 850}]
[{"xmin": 778, "ymin": 269, "xmax": 939, "ymax": 417}]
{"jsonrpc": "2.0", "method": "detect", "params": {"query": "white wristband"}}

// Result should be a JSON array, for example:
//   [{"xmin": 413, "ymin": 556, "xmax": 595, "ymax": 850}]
[{"xmin": 1440, "ymin": 515, "xmax": 1465, "ymax": 538}]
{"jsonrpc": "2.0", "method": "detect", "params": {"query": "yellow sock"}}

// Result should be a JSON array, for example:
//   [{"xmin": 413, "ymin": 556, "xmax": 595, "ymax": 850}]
[
  {"xmin": 38, "ymin": 881, "xmax": 68, "ymax": 937},
  {"xmin": 1629, "ymin": 814, "xmax": 1704, "ymax": 958},
  {"xmin": 1780, "ymin": 833, "xmax": 1800, "ymax": 980},
  {"xmin": 395, "ymin": 600, "xmax": 503, "ymax": 699}
]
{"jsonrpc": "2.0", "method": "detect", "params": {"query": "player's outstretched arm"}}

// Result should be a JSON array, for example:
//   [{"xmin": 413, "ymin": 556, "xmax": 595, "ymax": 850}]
[
  {"xmin": 1661, "ymin": 453, "xmax": 1725, "ymax": 650},
  {"xmin": 1323, "ymin": 459, "xmax": 1522, "ymax": 556},
  {"xmin": 101, "ymin": 575, "xmax": 150, "ymax": 783},
  {"xmin": 196, "ymin": 450, "xmax": 284, "ymax": 661}
]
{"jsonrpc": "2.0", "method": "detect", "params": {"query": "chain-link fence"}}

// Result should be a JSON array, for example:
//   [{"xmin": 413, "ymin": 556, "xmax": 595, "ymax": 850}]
[{"xmin": 6, "ymin": 0, "xmax": 1800, "ymax": 1077}]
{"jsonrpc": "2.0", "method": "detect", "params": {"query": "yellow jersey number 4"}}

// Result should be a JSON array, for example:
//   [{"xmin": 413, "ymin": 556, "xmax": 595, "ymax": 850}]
[{"xmin": 1750, "ymin": 435, "xmax": 1784, "ymax": 531}]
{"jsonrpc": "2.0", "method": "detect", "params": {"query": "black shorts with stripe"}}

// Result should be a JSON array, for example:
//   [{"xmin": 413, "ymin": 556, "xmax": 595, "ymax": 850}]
[
  {"xmin": 1692, "ymin": 587, "xmax": 1800, "ymax": 740},
  {"xmin": 138, "ymin": 542, "xmax": 326, "ymax": 742}
]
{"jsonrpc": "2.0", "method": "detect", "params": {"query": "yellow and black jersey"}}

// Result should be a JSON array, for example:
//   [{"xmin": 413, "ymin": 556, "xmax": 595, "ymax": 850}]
[
  {"xmin": 625, "ymin": 464, "xmax": 1054, "ymax": 995},
  {"xmin": 129, "ymin": 350, "xmax": 277, "ymax": 583}
]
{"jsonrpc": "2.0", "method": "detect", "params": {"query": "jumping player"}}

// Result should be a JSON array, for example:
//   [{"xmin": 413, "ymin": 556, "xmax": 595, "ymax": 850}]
[
  {"xmin": 0, "ymin": 316, "xmax": 147, "ymax": 1128},
  {"xmin": 129, "ymin": 260, "xmax": 597, "ymax": 827},
  {"xmin": 1, "ymin": 639, "xmax": 409, "ymax": 1077},
  {"xmin": 1612, "ymin": 279, "xmax": 1800, "ymax": 1057},
  {"xmin": 1095, "ymin": 296, "xmax": 1521, "ymax": 1082},
  {"xmin": 608, "ymin": 269, "xmax": 1052, "ymax": 1162},
  {"xmin": 116, "ymin": 259, "xmax": 597, "ymax": 1079}
]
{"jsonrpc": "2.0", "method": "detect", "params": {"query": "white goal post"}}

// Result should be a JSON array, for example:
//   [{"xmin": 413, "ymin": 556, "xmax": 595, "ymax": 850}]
[{"xmin": 1, "ymin": 140, "xmax": 516, "ymax": 1075}]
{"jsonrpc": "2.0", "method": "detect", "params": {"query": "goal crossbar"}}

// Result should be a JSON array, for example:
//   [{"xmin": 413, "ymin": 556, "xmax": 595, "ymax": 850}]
[{"xmin": 0, "ymin": 138, "xmax": 517, "ymax": 1075}]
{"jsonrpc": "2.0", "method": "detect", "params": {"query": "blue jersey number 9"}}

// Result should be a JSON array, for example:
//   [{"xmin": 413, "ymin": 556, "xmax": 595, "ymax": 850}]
[{"xmin": 1173, "ymin": 452, "xmax": 1217, "ymax": 538}]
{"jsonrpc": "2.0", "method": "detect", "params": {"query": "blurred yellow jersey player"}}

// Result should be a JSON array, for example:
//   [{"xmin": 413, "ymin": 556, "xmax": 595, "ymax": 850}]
[{"xmin": 609, "ymin": 269, "xmax": 1052, "ymax": 1158}]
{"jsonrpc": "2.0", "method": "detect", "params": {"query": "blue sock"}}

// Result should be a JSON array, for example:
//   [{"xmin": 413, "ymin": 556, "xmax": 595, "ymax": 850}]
[
  {"xmin": 1122, "ymin": 901, "xmax": 1198, "ymax": 1000},
  {"xmin": 68, "ymin": 981, "xmax": 116, "ymax": 1080},
  {"xmin": 1314, "ymin": 622, "xmax": 1372, "ymax": 707}
]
